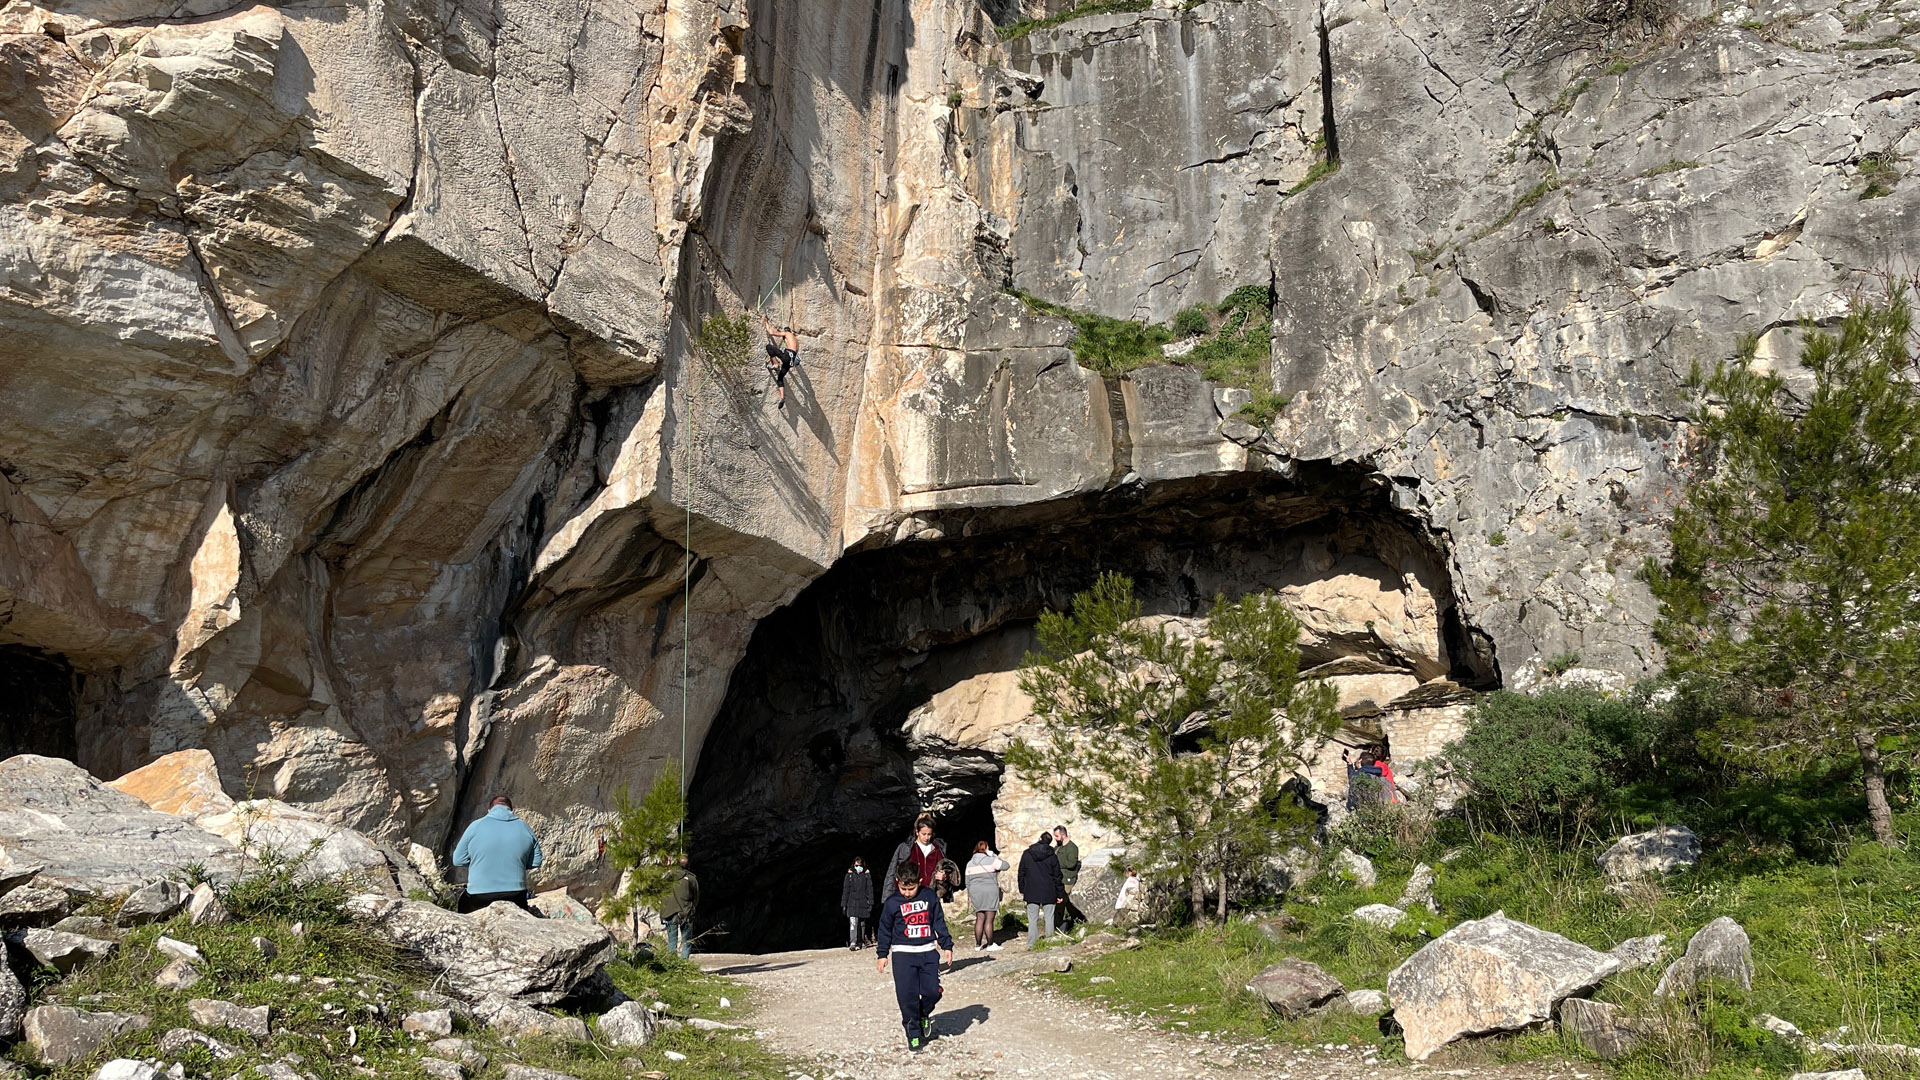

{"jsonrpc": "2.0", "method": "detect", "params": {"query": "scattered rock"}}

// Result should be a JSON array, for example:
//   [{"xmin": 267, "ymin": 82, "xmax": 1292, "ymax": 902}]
[
  {"xmin": 158, "ymin": 1027, "xmax": 238, "ymax": 1059},
  {"xmin": 1253, "ymin": 913, "xmax": 1304, "ymax": 943},
  {"xmin": 24, "ymin": 1005, "xmax": 151, "ymax": 1066},
  {"xmin": 1598, "ymin": 826, "xmax": 1700, "ymax": 881},
  {"xmin": 348, "ymin": 895, "xmax": 614, "ymax": 1004},
  {"xmin": 153, "ymin": 957, "xmax": 202, "ymax": 990},
  {"xmin": 1558, "ymin": 997, "xmax": 1648, "ymax": 1059},
  {"xmin": 1756, "ymin": 1014, "xmax": 1809, "ymax": 1044},
  {"xmin": 597, "ymin": 1001, "xmax": 656, "ymax": 1048},
  {"xmin": 186, "ymin": 883, "xmax": 229, "ymax": 926},
  {"xmin": 1655, "ymin": 917, "xmax": 1752, "ymax": 998},
  {"xmin": 49, "ymin": 916, "xmax": 115, "ymax": 938},
  {"xmin": 1246, "ymin": 958, "xmax": 1345, "ymax": 1019},
  {"xmin": 402, "ymin": 1009, "xmax": 454, "ymax": 1038},
  {"xmin": 663, "ymin": 1050, "xmax": 688, "ymax": 1062},
  {"xmin": 0, "ymin": 865, "xmax": 43, "ymax": 898},
  {"xmin": 686, "ymin": 1017, "xmax": 741, "ymax": 1031},
  {"xmin": 1397, "ymin": 863, "xmax": 1437, "ymax": 912},
  {"xmin": 473, "ymin": 994, "xmax": 589, "ymax": 1042},
  {"xmin": 504, "ymin": 1067, "xmax": 581, "ymax": 1080},
  {"xmin": 1350, "ymin": 904, "xmax": 1407, "ymax": 930},
  {"xmin": 0, "ymin": 961, "xmax": 23, "ymax": 1039},
  {"xmin": 251, "ymin": 935, "xmax": 279, "ymax": 959},
  {"xmin": 1790, "ymin": 1072, "xmax": 1867, "ymax": 1080},
  {"xmin": 117, "ymin": 879, "xmax": 189, "ymax": 924},
  {"xmin": 429, "ymin": 1038, "xmax": 488, "ymax": 1070},
  {"xmin": 0, "ymin": 757, "xmax": 242, "ymax": 895},
  {"xmin": 88, "ymin": 1062, "xmax": 163, "ymax": 1080},
  {"xmin": 420, "ymin": 1059, "xmax": 465, "ymax": 1080},
  {"xmin": 1335, "ymin": 989, "xmax": 1390, "ymax": 1017},
  {"xmin": 1052, "ymin": 956, "xmax": 1073, "ymax": 973},
  {"xmin": 0, "ymin": 886, "xmax": 70, "ymax": 929},
  {"xmin": 1388, "ymin": 911, "xmax": 1622, "ymax": 1060},
  {"xmin": 1333, "ymin": 848, "xmax": 1377, "ymax": 888},
  {"xmin": 155, "ymin": 936, "xmax": 202, "ymax": 964},
  {"xmin": 186, "ymin": 997, "xmax": 271, "ymax": 1038},
  {"xmin": 1607, "ymin": 934, "xmax": 1668, "ymax": 972},
  {"xmin": 11, "ymin": 928, "xmax": 117, "ymax": 972}
]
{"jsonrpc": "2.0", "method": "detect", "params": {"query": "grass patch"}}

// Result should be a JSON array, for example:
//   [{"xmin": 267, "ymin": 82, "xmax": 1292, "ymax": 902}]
[
  {"xmin": 1473, "ymin": 172, "xmax": 1562, "ymax": 242},
  {"xmin": 1010, "ymin": 284, "xmax": 1274, "ymax": 390},
  {"xmin": 1858, "ymin": 151, "xmax": 1901, "ymax": 200},
  {"xmin": 1235, "ymin": 390, "xmax": 1290, "ymax": 427},
  {"xmin": 1286, "ymin": 155, "xmax": 1340, "ymax": 196},
  {"xmin": 997, "ymin": 0, "xmax": 1150, "ymax": 40}
]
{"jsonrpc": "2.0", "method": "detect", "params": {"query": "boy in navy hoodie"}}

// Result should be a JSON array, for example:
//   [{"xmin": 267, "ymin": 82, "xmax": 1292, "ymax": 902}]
[{"xmin": 876, "ymin": 863, "xmax": 954, "ymax": 1051}]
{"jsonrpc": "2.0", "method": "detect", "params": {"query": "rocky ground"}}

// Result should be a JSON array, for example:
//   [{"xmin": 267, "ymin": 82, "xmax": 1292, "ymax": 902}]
[{"xmin": 704, "ymin": 941, "xmax": 1569, "ymax": 1080}]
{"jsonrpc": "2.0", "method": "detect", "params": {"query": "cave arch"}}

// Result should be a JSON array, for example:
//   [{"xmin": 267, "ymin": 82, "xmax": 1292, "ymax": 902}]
[{"xmin": 687, "ymin": 467, "xmax": 1496, "ymax": 951}]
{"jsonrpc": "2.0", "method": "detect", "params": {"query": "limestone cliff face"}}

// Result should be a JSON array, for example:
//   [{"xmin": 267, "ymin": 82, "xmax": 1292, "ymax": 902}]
[{"xmin": 1, "ymin": 0, "xmax": 1912, "ymax": 923}]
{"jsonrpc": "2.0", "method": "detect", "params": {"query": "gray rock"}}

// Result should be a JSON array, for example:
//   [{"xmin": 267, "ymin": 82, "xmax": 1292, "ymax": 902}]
[
  {"xmin": 1246, "ymin": 957, "xmax": 1345, "ymax": 1019},
  {"xmin": 472, "ymin": 994, "xmax": 588, "ymax": 1041},
  {"xmin": 186, "ymin": 883, "xmax": 229, "ymax": 926},
  {"xmin": 24, "ymin": 1005, "xmax": 151, "ymax": 1066},
  {"xmin": 1253, "ymin": 913, "xmax": 1304, "ymax": 943},
  {"xmin": 0, "ymin": 960, "xmax": 23, "ymax": 1039},
  {"xmin": 186, "ymin": 998, "xmax": 271, "ymax": 1038},
  {"xmin": 250, "ymin": 935, "xmax": 279, "ymax": 959},
  {"xmin": 117, "ymin": 879, "xmax": 189, "ymax": 924},
  {"xmin": 1559, "ymin": 997, "xmax": 1648, "ymax": 1059},
  {"xmin": 428, "ymin": 1038, "xmax": 487, "ymax": 1070},
  {"xmin": 0, "ymin": 886, "xmax": 70, "ymax": 929},
  {"xmin": 1350, "ymin": 903, "xmax": 1407, "ymax": 930},
  {"xmin": 1397, "ymin": 863, "xmax": 1437, "ymax": 912},
  {"xmin": 597, "ymin": 1000, "xmax": 655, "ymax": 1047},
  {"xmin": 0, "ymin": 758, "xmax": 242, "ymax": 897},
  {"xmin": 1757, "ymin": 1013, "xmax": 1809, "ymax": 1044},
  {"xmin": 1655, "ymin": 917, "xmax": 1752, "ymax": 998},
  {"xmin": 1333, "ymin": 848, "xmax": 1377, "ymax": 888},
  {"xmin": 1388, "ymin": 912, "xmax": 1622, "ymax": 1060},
  {"xmin": 420, "ymin": 1060, "xmax": 465, "ymax": 1080},
  {"xmin": 402, "ymin": 1009, "xmax": 454, "ymax": 1038},
  {"xmin": 87, "ymin": 1062, "xmax": 163, "ymax": 1080},
  {"xmin": 11, "ymin": 928, "xmax": 117, "ymax": 972},
  {"xmin": 153, "ymin": 958, "xmax": 201, "ymax": 989},
  {"xmin": 504, "ymin": 1068, "xmax": 580, "ymax": 1080},
  {"xmin": 1336, "ymin": 989, "xmax": 1390, "ymax": 1017},
  {"xmin": 1791, "ymin": 1072, "xmax": 1867, "ymax": 1080},
  {"xmin": 49, "ymin": 916, "xmax": 115, "ymax": 938},
  {"xmin": 0, "ymin": 865, "xmax": 42, "ymax": 898},
  {"xmin": 1608, "ymin": 934, "xmax": 1668, "ymax": 972},
  {"xmin": 685, "ymin": 1017, "xmax": 740, "ymax": 1032},
  {"xmin": 155, "ymin": 935, "xmax": 202, "ymax": 964},
  {"xmin": 348, "ymin": 894, "xmax": 614, "ymax": 1004},
  {"xmin": 158, "ymin": 1027, "xmax": 238, "ymax": 1059},
  {"xmin": 1598, "ymin": 827, "xmax": 1701, "ymax": 881}
]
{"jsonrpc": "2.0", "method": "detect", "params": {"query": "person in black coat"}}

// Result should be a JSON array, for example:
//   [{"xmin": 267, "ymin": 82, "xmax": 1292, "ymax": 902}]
[
  {"xmin": 1016, "ymin": 831, "xmax": 1066, "ymax": 949},
  {"xmin": 842, "ymin": 856, "xmax": 875, "ymax": 950}
]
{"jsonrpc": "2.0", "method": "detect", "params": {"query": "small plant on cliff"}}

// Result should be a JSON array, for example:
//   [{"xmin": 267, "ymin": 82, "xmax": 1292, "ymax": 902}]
[
  {"xmin": 603, "ymin": 763, "xmax": 688, "ymax": 923},
  {"xmin": 695, "ymin": 311, "xmax": 757, "ymax": 370},
  {"xmin": 997, "ymin": 0, "xmax": 1150, "ymax": 40},
  {"xmin": 1008, "ymin": 573, "xmax": 1339, "ymax": 925},
  {"xmin": 1648, "ymin": 288, "xmax": 1920, "ymax": 845}
]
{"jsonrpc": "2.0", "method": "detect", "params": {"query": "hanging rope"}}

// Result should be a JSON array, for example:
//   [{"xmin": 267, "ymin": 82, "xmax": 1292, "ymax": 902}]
[{"xmin": 679, "ymin": 319, "xmax": 695, "ymax": 841}]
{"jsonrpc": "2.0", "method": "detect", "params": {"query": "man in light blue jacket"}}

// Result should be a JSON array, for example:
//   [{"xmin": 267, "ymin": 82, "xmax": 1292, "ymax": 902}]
[{"xmin": 451, "ymin": 795, "xmax": 543, "ymax": 913}]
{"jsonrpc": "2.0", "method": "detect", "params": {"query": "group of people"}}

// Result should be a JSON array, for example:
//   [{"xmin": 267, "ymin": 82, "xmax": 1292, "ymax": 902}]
[{"xmin": 1343, "ymin": 744, "xmax": 1403, "ymax": 808}]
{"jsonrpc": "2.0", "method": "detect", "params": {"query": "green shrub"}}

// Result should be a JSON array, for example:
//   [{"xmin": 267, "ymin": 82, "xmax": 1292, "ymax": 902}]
[
  {"xmin": 1011, "ymin": 285, "xmax": 1272, "ymax": 389},
  {"xmin": 1235, "ymin": 390, "xmax": 1289, "ymax": 427},
  {"xmin": 695, "ymin": 311, "xmax": 757, "ymax": 370},
  {"xmin": 997, "ymin": 0, "xmax": 1150, "ymax": 40},
  {"xmin": 1172, "ymin": 307, "xmax": 1210, "ymax": 337},
  {"xmin": 220, "ymin": 848, "xmax": 351, "ymax": 926}
]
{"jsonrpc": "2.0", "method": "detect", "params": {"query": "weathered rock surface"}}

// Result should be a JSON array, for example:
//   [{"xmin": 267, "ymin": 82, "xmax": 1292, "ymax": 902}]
[
  {"xmin": 349, "ymin": 895, "xmax": 614, "ymax": 1004},
  {"xmin": 88, "ymin": 1063, "xmax": 163, "ymax": 1080},
  {"xmin": 1351, "ymin": 904, "xmax": 1408, "ymax": 930},
  {"xmin": 105, "ymin": 750, "xmax": 235, "ymax": 819},
  {"xmin": 1608, "ymin": 934, "xmax": 1668, "ymax": 972},
  {"xmin": 158, "ymin": 1027, "xmax": 237, "ymax": 1060},
  {"xmin": 1334, "ymin": 849, "xmax": 1378, "ymax": 888},
  {"xmin": 0, "ymin": 757, "xmax": 241, "ymax": 895},
  {"xmin": 1558, "ymin": 997, "xmax": 1648, "ymax": 1059},
  {"xmin": 117, "ymin": 879, "xmax": 188, "ymax": 925},
  {"xmin": 1246, "ymin": 958, "xmax": 1345, "ymax": 1019},
  {"xmin": 0, "ymin": 961, "xmax": 23, "ymax": 1039},
  {"xmin": 1388, "ymin": 912, "xmax": 1622, "ymax": 1060},
  {"xmin": 1336, "ymin": 989, "xmax": 1391, "ymax": 1017},
  {"xmin": 1599, "ymin": 827, "xmax": 1701, "ymax": 881},
  {"xmin": 596, "ymin": 1000, "xmax": 657, "ymax": 1048},
  {"xmin": 9, "ymin": 928, "xmax": 117, "ymax": 973},
  {"xmin": 24, "ymin": 1005, "xmax": 150, "ymax": 1066},
  {"xmin": 1656, "ymin": 917, "xmax": 1753, "ymax": 998},
  {"xmin": 197, "ymin": 800, "xmax": 399, "ymax": 892},
  {"xmin": 187, "ymin": 998, "xmax": 271, "ymax": 1038},
  {"xmin": 0, "ymin": 886, "xmax": 70, "ymax": 929},
  {"xmin": 1398, "ymin": 863, "xmax": 1437, "ymax": 912},
  {"xmin": 474, "ymin": 994, "xmax": 589, "ymax": 1042},
  {"xmin": 186, "ymin": 883, "xmax": 229, "ymax": 927}
]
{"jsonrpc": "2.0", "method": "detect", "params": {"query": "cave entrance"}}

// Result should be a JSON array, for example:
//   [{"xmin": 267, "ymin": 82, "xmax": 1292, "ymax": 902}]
[
  {"xmin": 0, "ymin": 645, "xmax": 78, "ymax": 762},
  {"xmin": 687, "ymin": 469, "xmax": 1496, "ymax": 952}
]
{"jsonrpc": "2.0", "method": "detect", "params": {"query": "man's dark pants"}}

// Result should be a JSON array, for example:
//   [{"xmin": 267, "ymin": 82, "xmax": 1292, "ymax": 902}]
[
  {"xmin": 458, "ymin": 889, "xmax": 532, "ymax": 914},
  {"xmin": 890, "ymin": 950, "xmax": 942, "ymax": 1040}
]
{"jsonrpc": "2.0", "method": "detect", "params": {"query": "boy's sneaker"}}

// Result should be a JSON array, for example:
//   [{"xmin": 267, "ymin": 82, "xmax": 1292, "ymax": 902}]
[
  {"xmin": 907, "ymin": 1036, "xmax": 924, "ymax": 1053},
  {"xmin": 922, "ymin": 1017, "xmax": 934, "ymax": 1040}
]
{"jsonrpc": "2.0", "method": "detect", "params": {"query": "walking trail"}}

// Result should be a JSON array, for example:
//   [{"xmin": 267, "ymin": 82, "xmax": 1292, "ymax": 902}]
[{"xmin": 702, "ymin": 942, "xmax": 1577, "ymax": 1080}]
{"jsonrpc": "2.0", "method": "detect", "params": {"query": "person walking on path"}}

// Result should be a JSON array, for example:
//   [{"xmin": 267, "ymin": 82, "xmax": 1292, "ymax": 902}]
[
  {"xmin": 1052, "ymin": 825, "xmax": 1082, "ymax": 929},
  {"xmin": 451, "ymin": 795, "xmax": 542, "ymax": 913},
  {"xmin": 842, "ymin": 856, "xmax": 875, "ymax": 951},
  {"xmin": 877, "ymin": 863, "xmax": 954, "ymax": 1052},
  {"xmin": 964, "ymin": 841, "xmax": 1010, "ymax": 951},
  {"xmin": 885, "ymin": 816, "xmax": 948, "ymax": 898},
  {"xmin": 761, "ymin": 315, "xmax": 800, "ymax": 409},
  {"xmin": 1017, "ymin": 831, "xmax": 1065, "ymax": 949},
  {"xmin": 659, "ymin": 853, "xmax": 699, "ymax": 959}
]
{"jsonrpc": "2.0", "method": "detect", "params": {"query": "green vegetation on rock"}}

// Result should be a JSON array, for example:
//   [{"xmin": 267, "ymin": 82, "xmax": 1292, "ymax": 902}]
[{"xmin": 996, "ymin": 0, "xmax": 1151, "ymax": 40}]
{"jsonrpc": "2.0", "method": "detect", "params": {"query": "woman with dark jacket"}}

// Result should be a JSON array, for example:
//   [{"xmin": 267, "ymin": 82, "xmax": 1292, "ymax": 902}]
[{"xmin": 842, "ymin": 856, "xmax": 875, "ymax": 950}]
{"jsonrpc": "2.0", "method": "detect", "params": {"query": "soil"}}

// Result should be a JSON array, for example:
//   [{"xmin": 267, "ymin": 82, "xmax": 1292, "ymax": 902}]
[{"xmin": 701, "ymin": 941, "xmax": 1576, "ymax": 1080}]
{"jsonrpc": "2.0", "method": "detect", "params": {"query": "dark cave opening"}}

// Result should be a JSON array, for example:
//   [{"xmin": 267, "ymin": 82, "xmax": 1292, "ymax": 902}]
[
  {"xmin": 687, "ymin": 468, "xmax": 1496, "ymax": 952},
  {"xmin": 0, "ymin": 644, "xmax": 78, "ymax": 762}
]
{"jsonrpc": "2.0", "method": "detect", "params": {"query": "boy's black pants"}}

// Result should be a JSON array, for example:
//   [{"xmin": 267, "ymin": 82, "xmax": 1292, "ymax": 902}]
[{"xmin": 890, "ymin": 950, "xmax": 942, "ymax": 1040}]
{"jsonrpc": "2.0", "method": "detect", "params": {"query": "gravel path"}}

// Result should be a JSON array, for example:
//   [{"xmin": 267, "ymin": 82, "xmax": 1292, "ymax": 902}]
[{"xmin": 702, "ymin": 943, "xmax": 1577, "ymax": 1080}]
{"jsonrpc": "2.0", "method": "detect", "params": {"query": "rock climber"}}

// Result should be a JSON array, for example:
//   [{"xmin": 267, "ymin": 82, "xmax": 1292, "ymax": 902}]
[
  {"xmin": 761, "ymin": 315, "xmax": 799, "ymax": 409},
  {"xmin": 450, "ymin": 794, "xmax": 542, "ymax": 914}
]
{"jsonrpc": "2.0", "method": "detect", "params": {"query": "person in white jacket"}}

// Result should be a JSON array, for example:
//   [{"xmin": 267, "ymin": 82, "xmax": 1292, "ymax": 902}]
[
  {"xmin": 1113, "ymin": 867, "xmax": 1142, "ymax": 928},
  {"xmin": 963, "ymin": 840, "xmax": 1011, "ymax": 951}
]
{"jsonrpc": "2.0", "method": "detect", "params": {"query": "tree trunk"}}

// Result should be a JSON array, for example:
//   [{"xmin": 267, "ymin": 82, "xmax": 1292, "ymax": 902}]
[
  {"xmin": 1215, "ymin": 870, "xmax": 1227, "ymax": 923},
  {"xmin": 1190, "ymin": 871, "xmax": 1208, "ymax": 926},
  {"xmin": 1856, "ymin": 725, "xmax": 1897, "ymax": 845}
]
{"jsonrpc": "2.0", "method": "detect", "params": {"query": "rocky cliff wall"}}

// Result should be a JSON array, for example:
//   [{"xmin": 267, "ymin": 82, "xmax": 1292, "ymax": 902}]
[{"xmin": 2, "ymin": 0, "xmax": 1915, "ymax": 920}]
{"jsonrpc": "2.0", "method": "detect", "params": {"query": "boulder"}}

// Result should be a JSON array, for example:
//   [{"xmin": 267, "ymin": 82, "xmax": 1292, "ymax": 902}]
[
  {"xmin": 473, "ymin": 994, "xmax": 589, "ymax": 1041},
  {"xmin": 0, "ymin": 757, "xmax": 242, "ymax": 896},
  {"xmin": 0, "ymin": 865, "xmax": 42, "ymax": 898},
  {"xmin": 195, "ymin": 800, "xmax": 398, "ymax": 892},
  {"xmin": 1333, "ymin": 848, "xmax": 1377, "ymax": 888},
  {"xmin": 1655, "ymin": 917, "xmax": 1751, "ymax": 998},
  {"xmin": 10, "ymin": 928, "xmax": 117, "ymax": 972},
  {"xmin": 49, "ymin": 916, "xmax": 115, "ymax": 938},
  {"xmin": 154, "ymin": 958, "xmax": 201, "ymax": 989},
  {"xmin": 1387, "ymin": 912, "xmax": 1623, "ymax": 1060},
  {"xmin": 597, "ymin": 1000, "xmax": 656, "ymax": 1047},
  {"xmin": 1598, "ymin": 827, "xmax": 1700, "ymax": 881},
  {"xmin": 1246, "ymin": 958, "xmax": 1345, "ymax": 1019},
  {"xmin": 420, "ymin": 1060, "xmax": 465, "ymax": 1080},
  {"xmin": 1608, "ymin": 934, "xmax": 1668, "ymax": 972},
  {"xmin": 1336, "ymin": 989, "xmax": 1390, "ymax": 1017},
  {"xmin": 1069, "ymin": 848, "xmax": 1127, "ymax": 925},
  {"xmin": 186, "ymin": 883, "xmax": 229, "ymax": 926},
  {"xmin": 1350, "ymin": 904, "xmax": 1407, "ymax": 930},
  {"xmin": 529, "ymin": 889, "xmax": 598, "ymax": 927},
  {"xmin": 403, "ymin": 1009, "xmax": 455, "ymax": 1038},
  {"xmin": 158, "ymin": 1027, "xmax": 238, "ymax": 1059},
  {"xmin": 187, "ymin": 998, "xmax": 271, "ymax": 1037},
  {"xmin": 1253, "ymin": 913, "xmax": 1304, "ymax": 943},
  {"xmin": 349, "ymin": 895, "xmax": 615, "ymax": 1004},
  {"xmin": 1558, "ymin": 997, "xmax": 1647, "ymax": 1059},
  {"xmin": 24, "ymin": 1005, "xmax": 151, "ymax": 1066},
  {"xmin": 0, "ymin": 886, "xmax": 70, "ymax": 929},
  {"xmin": 105, "ymin": 750, "xmax": 236, "ymax": 819},
  {"xmin": 430, "ymin": 1037, "xmax": 488, "ymax": 1070},
  {"xmin": 1397, "ymin": 863, "xmax": 1437, "ymax": 912},
  {"xmin": 155, "ymin": 935, "xmax": 202, "ymax": 963},
  {"xmin": 0, "ymin": 961, "xmax": 23, "ymax": 1039},
  {"xmin": 117, "ymin": 879, "xmax": 189, "ymax": 924},
  {"xmin": 89, "ymin": 1063, "xmax": 163, "ymax": 1080}
]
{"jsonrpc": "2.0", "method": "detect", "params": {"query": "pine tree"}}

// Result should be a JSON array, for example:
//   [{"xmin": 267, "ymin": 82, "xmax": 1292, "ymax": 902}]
[
  {"xmin": 1649, "ymin": 290, "xmax": 1920, "ymax": 844},
  {"xmin": 603, "ymin": 763, "xmax": 687, "ymax": 921},
  {"xmin": 1007, "ymin": 573, "xmax": 1339, "ymax": 923}
]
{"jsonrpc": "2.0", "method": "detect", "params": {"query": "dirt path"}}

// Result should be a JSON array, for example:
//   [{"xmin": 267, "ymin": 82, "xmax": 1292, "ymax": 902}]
[{"xmin": 702, "ymin": 944, "xmax": 1575, "ymax": 1080}]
